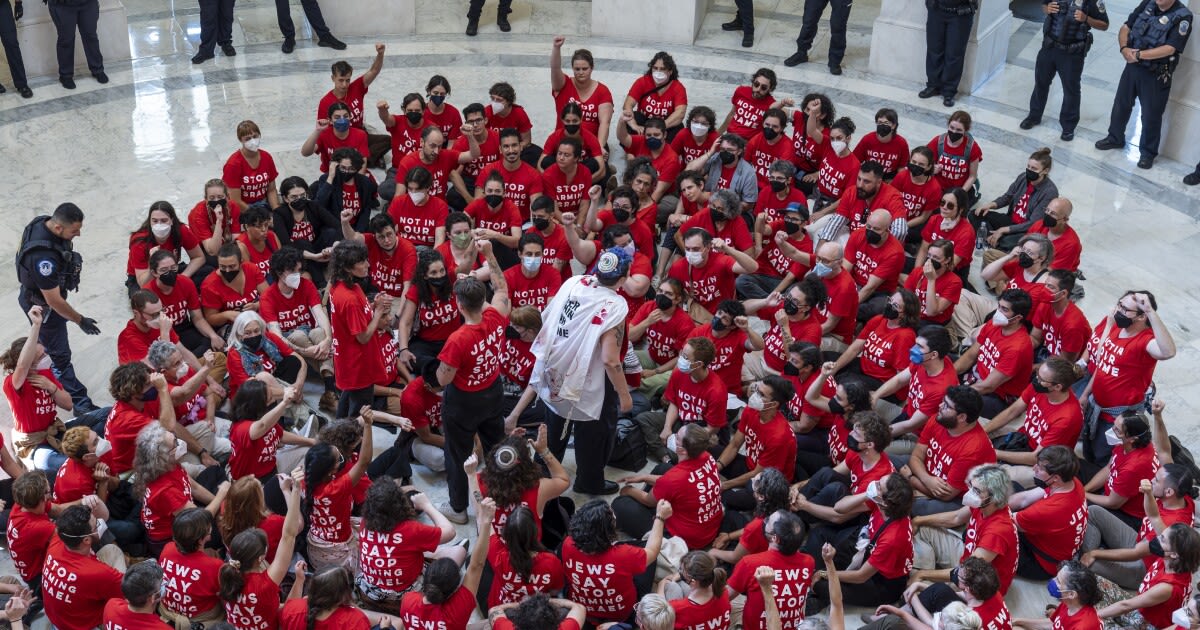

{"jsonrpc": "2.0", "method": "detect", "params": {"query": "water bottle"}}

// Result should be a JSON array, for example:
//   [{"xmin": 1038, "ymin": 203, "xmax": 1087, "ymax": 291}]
[{"xmin": 976, "ymin": 223, "xmax": 988, "ymax": 250}]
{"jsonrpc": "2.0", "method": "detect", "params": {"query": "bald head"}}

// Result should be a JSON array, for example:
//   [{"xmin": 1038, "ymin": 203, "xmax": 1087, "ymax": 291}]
[
  {"xmin": 1047, "ymin": 197, "xmax": 1073, "ymax": 220},
  {"xmin": 867, "ymin": 209, "xmax": 892, "ymax": 231},
  {"xmin": 818, "ymin": 241, "xmax": 843, "ymax": 260}
]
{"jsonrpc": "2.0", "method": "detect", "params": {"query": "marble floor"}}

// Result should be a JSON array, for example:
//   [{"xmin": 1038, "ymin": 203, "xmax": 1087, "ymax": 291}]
[{"xmin": 1, "ymin": 0, "xmax": 1199, "ymax": 627}]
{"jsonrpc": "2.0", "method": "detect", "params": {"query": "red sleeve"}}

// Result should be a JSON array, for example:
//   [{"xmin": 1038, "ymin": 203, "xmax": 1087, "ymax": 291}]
[
  {"xmin": 727, "ymin": 557, "xmax": 755, "ymax": 594},
  {"xmin": 222, "ymin": 154, "xmax": 242, "ymax": 190},
  {"xmin": 179, "ymin": 225, "xmax": 201, "ymax": 251},
  {"xmin": 917, "ymin": 419, "xmax": 938, "ymax": 447},
  {"xmin": 616, "ymin": 543, "xmax": 649, "ymax": 573},
  {"xmin": 266, "ymin": 331, "xmax": 292, "ymax": 356},
  {"xmin": 199, "ymin": 278, "xmax": 221, "ymax": 310},
  {"xmin": 827, "ymin": 281, "xmax": 857, "ymax": 319},
  {"xmin": 227, "ymin": 349, "xmax": 249, "ymax": 389},
  {"xmin": 970, "ymin": 142, "xmax": 983, "ymax": 162}
]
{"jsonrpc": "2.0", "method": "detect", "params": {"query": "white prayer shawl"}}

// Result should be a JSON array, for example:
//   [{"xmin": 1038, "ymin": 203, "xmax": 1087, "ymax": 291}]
[{"xmin": 530, "ymin": 275, "xmax": 629, "ymax": 422}]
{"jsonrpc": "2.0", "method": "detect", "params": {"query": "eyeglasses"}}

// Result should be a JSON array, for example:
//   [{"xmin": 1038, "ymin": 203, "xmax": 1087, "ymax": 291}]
[
  {"xmin": 155, "ymin": 265, "xmax": 179, "ymax": 275},
  {"xmin": 752, "ymin": 81, "xmax": 771, "ymax": 90},
  {"xmin": 286, "ymin": 194, "xmax": 310, "ymax": 203},
  {"xmin": 940, "ymin": 201, "xmax": 957, "ymax": 209},
  {"xmin": 1116, "ymin": 303, "xmax": 1143, "ymax": 317}
]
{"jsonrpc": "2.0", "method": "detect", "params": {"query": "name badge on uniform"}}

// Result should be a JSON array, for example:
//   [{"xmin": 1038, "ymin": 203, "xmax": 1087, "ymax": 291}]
[{"xmin": 1160, "ymin": 15, "xmax": 1170, "ymax": 25}]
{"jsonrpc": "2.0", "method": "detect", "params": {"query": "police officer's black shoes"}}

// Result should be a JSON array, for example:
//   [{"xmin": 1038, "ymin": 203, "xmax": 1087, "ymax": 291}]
[
  {"xmin": 318, "ymin": 35, "xmax": 347, "ymax": 50},
  {"xmin": 282, "ymin": 38, "xmax": 296, "ymax": 53},
  {"xmin": 1060, "ymin": 130, "xmax": 1075, "ymax": 141},
  {"xmin": 466, "ymin": 18, "xmax": 479, "ymax": 36},
  {"xmin": 829, "ymin": 64, "xmax": 842, "ymax": 75},
  {"xmin": 93, "ymin": 72, "xmax": 108, "ymax": 84},
  {"xmin": 0, "ymin": 84, "xmax": 5, "ymax": 94},
  {"xmin": 192, "ymin": 51, "xmax": 214, "ymax": 64},
  {"xmin": 919, "ymin": 86, "xmax": 938, "ymax": 99},
  {"xmin": 1019, "ymin": 117, "xmax": 1040, "ymax": 130},
  {"xmin": 943, "ymin": 96, "xmax": 955, "ymax": 107},
  {"xmin": 221, "ymin": 44, "xmax": 236, "ymax": 56},
  {"xmin": 18, "ymin": 86, "xmax": 31, "ymax": 98},
  {"xmin": 1184, "ymin": 170, "xmax": 1200, "ymax": 186},
  {"xmin": 1137, "ymin": 156, "xmax": 1155, "ymax": 170},
  {"xmin": 784, "ymin": 51, "xmax": 809, "ymax": 67},
  {"xmin": 1095, "ymin": 137, "xmax": 1123, "ymax": 151},
  {"xmin": 498, "ymin": 15, "xmax": 511, "ymax": 32},
  {"xmin": 742, "ymin": 32, "xmax": 754, "ymax": 47},
  {"xmin": 59, "ymin": 76, "xmax": 75, "ymax": 90},
  {"xmin": 722, "ymin": 18, "xmax": 743, "ymax": 31}
]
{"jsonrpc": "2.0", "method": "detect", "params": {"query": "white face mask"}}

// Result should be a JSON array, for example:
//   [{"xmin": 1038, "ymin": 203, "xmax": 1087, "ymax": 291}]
[
  {"xmin": 666, "ymin": 434, "xmax": 678, "ymax": 453},
  {"xmin": 676, "ymin": 356, "xmax": 693, "ymax": 374},
  {"xmin": 521, "ymin": 256, "xmax": 542, "ymax": 272},
  {"xmin": 831, "ymin": 140, "xmax": 848, "ymax": 155},
  {"xmin": 284, "ymin": 273, "xmax": 302, "ymax": 290},
  {"xmin": 1171, "ymin": 607, "xmax": 1192, "ymax": 629},
  {"xmin": 1105, "ymin": 427, "xmax": 1122, "ymax": 446},
  {"xmin": 690, "ymin": 122, "xmax": 710, "ymax": 137},
  {"xmin": 151, "ymin": 223, "xmax": 172, "ymax": 239},
  {"xmin": 35, "ymin": 354, "xmax": 52, "ymax": 371},
  {"xmin": 242, "ymin": 137, "xmax": 261, "ymax": 152},
  {"xmin": 747, "ymin": 391, "xmax": 765, "ymax": 411},
  {"xmin": 992, "ymin": 311, "xmax": 1010, "ymax": 327},
  {"xmin": 409, "ymin": 190, "xmax": 428, "ymax": 205},
  {"xmin": 490, "ymin": 99, "xmax": 506, "ymax": 111},
  {"xmin": 865, "ymin": 480, "xmax": 881, "ymax": 503},
  {"xmin": 175, "ymin": 363, "xmax": 189, "ymax": 380},
  {"xmin": 940, "ymin": 217, "xmax": 958, "ymax": 230},
  {"xmin": 173, "ymin": 438, "xmax": 188, "ymax": 461},
  {"xmin": 95, "ymin": 438, "xmax": 112, "ymax": 457},
  {"xmin": 685, "ymin": 251, "xmax": 704, "ymax": 267},
  {"xmin": 961, "ymin": 488, "xmax": 984, "ymax": 509},
  {"xmin": 652, "ymin": 71, "xmax": 669, "ymax": 84},
  {"xmin": 621, "ymin": 243, "xmax": 636, "ymax": 257}
]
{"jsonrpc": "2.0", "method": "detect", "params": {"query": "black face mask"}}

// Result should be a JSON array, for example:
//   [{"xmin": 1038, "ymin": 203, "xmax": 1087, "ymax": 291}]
[
  {"xmin": 877, "ymin": 123, "xmax": 893, "ymax": 137},
  {"xmin": 762, "ymin": 128, "xmax": 780, "ymax": 141},
  {"xmin": 931, "ymin": 259, "xmax": 944, "ymax": 271},
  {"xmin": 430, "ymin": 95, "xmax": 446, "ymax": 106},
  {"xmin": 646, "ymin": 137, "xmax": 664, "ymax": 151},
  {"xmin": 1148, "ymin": 536, "xmax": 1165, "ymax": 557},
  {"xmin": 1033, "ymin": 476, "xmax": 1049, "ymax": 490},
  {"xmin": 533, "ymin": 218, "xmax": 550, "ymax": 231},
  {"xmin": 783, "ymin": 299, "xmax": 800, "ymax": 316},
  {"xmin": 783, "ymin": 363, "xmax": 800, "ymax": 376},
  {"xmin": 718, "ymin": 151, "xmax": 736, "ymax": 166},
  {"xmin": 846, "ymin": 434, "xmax": 863, "ymax": 452},
  {"xmin": 158, "ymin": 271, "xmax": 178, "ymax": 287},
  {"xmin": 504, "ymin": 325, "xmax": 522, "ymax": 340},
  {"xmin": 220, "ymin": 269, "xmax": 241, "ymax": 283},
  {"xmin": 613, "ymin": 208, "xmax": 631, "ymax": 223},
  {"xmin": 1025, "ymin": 169, "xmax": 1040, "ymax": 183},
  {"xmin": 770, "ymin": 180, "xmax": 788, "ymax": 194},
  {"xmin": 883, "ymin": 303, "xmax": 900, "ymax": 320},
  {"xmin": 947, "ymin": 131, "xmax": 964, "ymax": 143},
  {"xmin": 242, "ymin": 335, "xmax": 263, "ymax": 350},
  {"xmin": 1042, "ymin": 216, "xmax": 1059, "ymax": 229},
  {"xmin": 827, "ymin": 398, "xmax": 846, "ymax": 415},
  {"xmin": 655, "ymin": 294, "xmax": 673, "ymax": 311},
  {"xmin": 289, "ymin": 198, "xmax": 308, "ymax": 212},
  {"xmin": 1113, "ymin": 312, "xmax": 1135, "ymax": 329},
  {"xmin": 1032, "ymin": 380, "xmax": 1051, "ymax": 394},
  {"xmin": 710, "ymin": 208, "xmax": 727, "ymax": 223},
  {"xmin": 563, "ymin": 123, "xmax": 581, "ymax": 135},
  {"xmin": 907, "ymin": 163, "xmax": 926, "ymax": 178},
  {"xmin": 405, "ymin": 111, "xmax": 424, "ymax": 126},
  {"xmin": 1018, "ymin": 252, "xmax": 1036, "ymax": 268},
  {"xmin": 485, "ymin": 194, "xmax": 505, "ymax": 208},
  {"xmin": 207, "ymin": 199, "xmax": 226, "ymax": 210},
  {"xmin": 866, "ymin": 230, "xmax": 884, "ymax": 246},
  {"xmin": 427, "ymin": 276, "xmax": 448, "ymax": 289},
  {"xmin": 710, "ymin": 317, "xmax": 728, "ymax": 332},
  {"xmin": 949, "ymin": 567, "xmax": 961, "ymax": 587},
  {"xmin": 783, "ymin": 221, "xmax": 802, "ymax": 235}
]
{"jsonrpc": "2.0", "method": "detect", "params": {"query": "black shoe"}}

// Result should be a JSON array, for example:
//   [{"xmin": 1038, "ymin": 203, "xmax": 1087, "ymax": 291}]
[
  {"xmin": 742, "ymin": 32, "xmax": 754, "ymax": 47},
  {"xmin": 1060, "ymin": 129, "xmax": 1074, "ymax": 141},
  {"xmin": 1137, "ymin": 155, "xmax": 1154, "ymax": 169},
  {"xmin": 93, "ymin": 71, "xmax": 108, "ymax": 84},
  {"xmin": 497, "ymin": 14, "xmax": 511, "ymax": 32},
  {"xmin": 574, "ymin": 480, "xmax": 619, "ymax": 495},
  {"xmin": 722, "ymin": 18, "xmax": 743, "ymax": 31},
  {"xmin": 1019, "ymin": 117, "xmax": 1040, "ymax": 130},
  {"xmin": 943, "ymin": 96, "xmax": 955, "ymax": 107},
  {"xmin": 466, "ymin": 18, "xmax": 478, "ymax": 36},
  {"xmin": 18, "ymin": 86, "xmax": 32, "ymax": 98},
  {"xmin": 221, "ymin": 43, "xmax": 236, "ymax": 56},
  {"xmin": 60, "ymin": 76, "xmax": 76, "ymax": 89},
  {"xmin": 282, "ymin": 38, "xmax": 295, "ymax": 53},
  {"xmin": 191, "ymin": 51, "xmax": 214, "ymax": 64},
  {"xmin": 1185, "ymin": 170, "xmax": 1200, "ymax": 186},
  {"xmin": 318, "ymin": 35, "xmax": 346, "ymax": 50},
  {"xmin": 919, "ymin": 86, "xmax": 938, "ymax": 98},
  {"xmin": 0, "ymin": 84, "xmax": 5, "ymax": 94},
  {"xmin": 784, "ymin": 51, "xmax": 808, "ymax": 67},
  {"xmin": 829, "ymin": 64, "xmax": 842, "ymax": 75},
  {"xmin": 1095, "ymin": 137, "xmax": 1123, "ymax": 150}
]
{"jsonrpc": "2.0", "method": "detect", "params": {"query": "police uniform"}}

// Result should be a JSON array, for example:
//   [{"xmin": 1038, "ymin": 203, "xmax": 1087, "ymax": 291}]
[
  {"xmin": 15, "ymin": 215, "xmax": 95, "ymax": 411},
  {"xmin": 46, "ymin": 0, "xmax": 104, "ymax": 83},
  {"xmin": 924, "ymin": 0, "xmax": 978, "ymax": 101},
  {"xmin": 0, "ymin": 0, "xmax": 30, "ymax": 96},
  {"xmin": 795, "ymin": 0, "xmax": 853, "ymax": 70},
  {"xmin": 1097, "ymin": 0, "xmax": 1192, "ymax": 163},
  {"xmin": 1026, "ymin": 0, "xmax": 1110, "ymax": 137}
]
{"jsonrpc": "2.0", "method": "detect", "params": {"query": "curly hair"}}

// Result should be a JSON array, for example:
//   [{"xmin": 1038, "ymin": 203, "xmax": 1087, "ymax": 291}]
[
  {"xmin": 363, "ymin": 476, "xmax": 418, "ymax": 533},
  {"xmin": 414, "ymin": 249, "xmax": 453, "ymax": 304},
  {"xmin": 132, "ymin": 423, "xmax": 177, "ymax": 498},
  {"xmin": 1058, "ymin": 560, "xmax": 1102, "ymax": 607},
  {"xmin": 60, "ymin": 426, "xmax": 93, "ymax": 460},
  {"xmin": 327, "ymin": 239, "xmax": 369, "ymax": 290},
  {"xmin": 110, "ymin": 362, "xmax": 151, "ymax": 403},
  {"xmin": 0, "ymin": 337, "xmax": 29, "ymax": 372},
  {"xmin": 752, "ymin": 467, "xmax": 791, "ymax": 519},
  {"xmin": 506, "ymin": 593, "xmax": 559, "ymax": 630},
  {"xmin": 218, "ymin": 476, "xmax": 269, "ymax": 545},
  {"xmin": 145, "ymin": 339, "xmax": 179, "ymax": 372},
  {"xmin": 317, "ymin": 419, "xmax": 362, "ymax": 459},
  {"xmin": 568, "ymin": 499, "xmax": 617, "ymax": 555},
  {"xmin": 480, "ymin": 435, "xmax": 542, "ymax": 510},
  {"xmin": 219, "ymin": 527, "xmax": 268, "ymax": 604}
]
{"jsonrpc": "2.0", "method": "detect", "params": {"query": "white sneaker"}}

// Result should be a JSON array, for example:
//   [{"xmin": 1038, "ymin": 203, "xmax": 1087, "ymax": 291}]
[{"xmin": 438, "ymin": 501, "xmax": 468, "ymax": 524}]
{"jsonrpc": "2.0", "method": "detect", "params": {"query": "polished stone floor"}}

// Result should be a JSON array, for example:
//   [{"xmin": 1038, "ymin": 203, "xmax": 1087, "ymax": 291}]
[{"xmin": 2, "ymin": 0, "xmax": 1199, "ymax": 627}]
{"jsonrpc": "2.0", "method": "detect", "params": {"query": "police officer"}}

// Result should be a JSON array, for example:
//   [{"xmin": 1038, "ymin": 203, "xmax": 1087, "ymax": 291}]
[
  {"xmin": 275, "ymin": 0, "xmax": 345, "ymax": 53},
  {"xmin": 15, "ymin": 204, "xmax": 101, "ymax": 413},
  {"xmin": 721, "ymin": 0, "xmax": 756, "ymax": 48},
  {"xmin": 1094, "ymin": 0, "xmax": 1192, "ymax": 169},
  {"xmin": 784, "ymin": 0, "xmax": 852, "ymax": 75},
  {"xmin": 465, "ymin": 0, "xmax": 511, "ymax": 36},
  {"xmin": 1186, "ymin": 162, "xmax": 1200, "ymax": 185},
  {"xmin": 919, "ymin": 0, "xmax": 979, "ymax": 107},
  {"xmin": 47, "ymin": 0, "xmax": 106, "ymax": 89},
  {"xmin": 1021, "ymin": 0, "xmax": 1110, "ymax": 140},
  {"xmin": 0, "ymin": 0, "xmax": 32, "ymax": 97}
]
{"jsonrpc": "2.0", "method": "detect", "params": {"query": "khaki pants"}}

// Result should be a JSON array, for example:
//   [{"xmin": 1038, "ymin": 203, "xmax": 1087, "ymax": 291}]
[
  {"xmin": 205, "ymin": 351, "xmax": 228, "ymax": 388},
  {"xmin": 741, "ymin": 350, "xmax": 779, "ymax": 383},
  {"xmin": 635, "ymin": 349, "xmax": 672, "ymax": 398},
  {"xmin": 822, "ymin": 335, "xmax": 849, "ymax": 354},
  {"xmin": 288, "ymin": 328, "xmax": 334, "ymax": 375},
  {"xmin": 97, "ymin": 543, "xmax": 128, "ymax": 572},
  {"xmin": 912, "ymin": 525, "xmax": 964, "ymax": 571}
]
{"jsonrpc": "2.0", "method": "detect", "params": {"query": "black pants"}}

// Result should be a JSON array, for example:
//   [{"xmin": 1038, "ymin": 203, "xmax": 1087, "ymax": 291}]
[
  {"xmin": 467, "ymin": 0, "xmax": 511, "ymax": 20},
  {"xmin": 795, "ymin": 0, "xmax": 851, "ymax": 66},
  {"xmin": 1029, "ymin": 44, "xmax": 1087, "ymax": 132},
  {"xmin": 0, "ymin": 0, "xmax": 27, "ymax": 89},
  {"xmin": 798, "ymin": 466, "xmax": 853, "ymax": 525},
  {"xmin": 1016, "ymin": 532, "xmax": 1058, "ymax": 580},
  {"xmin": 917, "ymin": 582, "xmax": 965, "ymax": 614},
  {"xmin": 809, "ymin": 570, "xmax": 907, "ymax": 610},
  {"xmin": 733, "ymin": 0, "xmax": 755, "ymax": 31},
  {"xmin": 275, "ymin": 0, "xmax": 331, "ymax": 39},
  {"xmin": 338, "ymin": 385, "xmax": 375, "ymax": 420},
  {"xmin": 1104, "ymin": 64, "xmax": 1172, "ymax": 159},
  {"xmin": 545, "ymin": 379, "xmax": 618, "ymax": 494},
  {"xmin": 368, "ymin": 431, "xmax": 420, "ymax": 482},
  {"xmin": 177, "ymin": 320, "xmax": 215, "ymax": 356},
  {"xmin": 924, "ymin": 8, "xmax": 974, "ymax": 97},
  {"xmin": 444, "ymin": 380, "xmax": 506, "ymax": 512},
  {"xmin": 18, "ymin": 293, "xmax": 95, "ymax": 411},
  {"xmin": 47, "ymin": 0, "xmax": 103, "ymax": 78},
  {"xmin": 197, "ymin": 0, "xmax": 236, "ymax": 53}
]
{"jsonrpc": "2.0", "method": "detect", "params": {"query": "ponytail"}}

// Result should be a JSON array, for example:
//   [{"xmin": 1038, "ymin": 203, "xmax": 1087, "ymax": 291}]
[
  {"xmin": 218, "ymin": 528, "xmax": 267, "ymax": 604},
  {"xmin": 218, "ymin": 562, "xmax": 246, "ymax": 605}
]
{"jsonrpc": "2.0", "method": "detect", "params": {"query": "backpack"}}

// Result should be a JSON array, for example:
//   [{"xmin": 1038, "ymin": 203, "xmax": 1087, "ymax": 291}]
[{"xmin": 608, "ymin": 418, "xmax": 648, "ymax": 472}]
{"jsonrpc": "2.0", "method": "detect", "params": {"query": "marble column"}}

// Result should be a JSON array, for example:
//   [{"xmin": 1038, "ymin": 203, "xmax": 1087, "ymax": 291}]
[
  {"xmin": 868, "ymin": 0, "xmax": 1013, "ymax": 94},
  {"xmin": 1, "ymin": 0, "xmax": 131, "ymax": 83},
  {"xmin": 592, "ymin": 0, "xmax": 711, "ymax": 45},
  {"xmin": 314, "ymin": 0, "xmax": 415, "ymax": 37},
  {"xmin": 1160, "ymin": 34, "xmax": 1200, "ymax": 166}
]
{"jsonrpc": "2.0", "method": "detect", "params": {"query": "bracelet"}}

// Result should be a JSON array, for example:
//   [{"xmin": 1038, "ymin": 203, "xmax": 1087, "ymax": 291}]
[
  {"xmin": 398, "ymin": 347, "xmax": 409, "ymax": 353},
  {"xmin": 1120, "ymin": 45, "xmax": 1129, "ymax": 51},
  {"xmin": 1136, "ymin": 50, "xmax": 1142, "ymax": 61},
  {"xmin": 539, "ymin": 450, "xmax": 554, "ymax": 459},
  {"xmin": 655, "ymin": 515, "xmax": 667, "ymax": 522}
]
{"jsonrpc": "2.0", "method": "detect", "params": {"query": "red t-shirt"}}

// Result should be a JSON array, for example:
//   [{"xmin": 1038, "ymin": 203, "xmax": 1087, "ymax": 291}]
[
  {"xmin": 855, "ymin": 316, "xmax": 917, "ymax": 382},
  {"xmin": 739, "ymin": 516, "xmax": 769, "ymax": 555},
  {"xmin": 330, "ymin": 282, "xmax": 384, "ymax": 391},
  {"xmin": 904, "ymin": 271, "xmax": 963, "ymax": 325},
  {"xmin": 1017, "ymin": 386, "xmax": 1083, "ymax": 450},
  {"xmin": 1085, "ymin": 324, "xmax": 1158, "ymax": 409},
  {"xmin": 963, "ymin": 507, "xmax": 1019, "ymax": 595},
  {"xmin": 864, "ymin": 513, "xmax": 914, "ymax": 579},
  {"xmin": 972, "ymin": 594, "xmax": 1012, "ymax": 630},
  {"xmin": 1137, "ymin": 558, "xmax": 1192, "ymax": 629},
  {"xmin": 1106, "ymin": 445, "xmax": 1161, "ymax": 520},
  {"xmin": 628, "ymin": 75, "xmax": 688, "ymax": 119},
  {"xmin": 280, "ymin": 601, "xmax": 371, "ymax": 630},
  {"xmin": 755, "ymin": 220, "xmax": 811, "ymax": 279},
  {"xmin": 487, "ymin": 103, "xmax": 534, "ymax": 134},
  {"xmin": 309, "ymin": 471, "xmax": 355, "ymax": 543},
  {"xmin": 835, "ymin": 184, "xmax": 907, "ymax": 230},
  {"xmin": 671, "ymin": 593, "xmax": 733, "ymax": 630},
  {"xmin": 466, "ymin": 196, "xmax": 523, "ymax": 235},
  {"xmin": 1032, "ymin": 301, "xmax": 1091, "ymax": 357},
  {"xmin": 815, "ymin": 270, "xmax": 859, "ymax": 344},
  {"xmin": 672, "ymin": 128, "xmax": 719, "ymax": 166},
  {"xmin": 729, "ymin": 549, "xmax": 816, "ymax": 630},
  {"xmin": 43, "ymin": 538, "xmax": 125, "ymax": 630},
  {"xmin": 200, "ymin": 263, "xmax": 263, "ymax": 312},
  {"xmin": 544, "ymin": 128, "xmax": 604, "ymax": 162},
  {"xmin": 424, "ymin": 103, "xmax": 463, "ymax": 143},
  {"xmin": 891, "ymin": 169, "xmax": 944, "ymax": 220},
  {"xmin": 561, "ymin": 538, "xmax": 648, "ymax": 621},
  {"xmin": 920, "ymin": 217, "xmax": 975, "ymax": 270},
  {"xmin": 223, "ymin": 570, "xmax": 280, "ymax": 630},
  {"xmin": 789, "ymin": 114, "xmax": 828, "ymax": 172},
  {"xmin": 222, "ymin": 150, "xmax": 279, "ymax": 204},
  {"xmin": 362, "ymin": 233, "xmax": 417, "ymax": 295},
  {"xmin": 662, "ymin": 363, "xmax": 727, "ymax": 430},
  {"xmin": 744, "ymin": 134, "xmax": 796, "ymax": 189},
  {"xmin": 755, "ymin": 188, "xmax": 809, "ymax": 225},
  {"xmin": 1136, "ymin": 496, "xmax": 1196, "ymax": 569},
  {"xmin": 487, "ymin": 547, "xmax": 566, "ymax": 608},
  {"xmin": 438, "ymin": 307, "xmax": 507, "ymax": 391},
  {"xmin": 226, "ymin": 330, "xmax": 295, "ymax": 399},
  {"xmin": 101, "ymin": 400, "xmax": 156, "ymax": 474},
  {"xmin": 973, "ymin": 322, "xmax": 1034, "ymax": 400},
  {"xmin": 504, "ymin": 264, "xmax": 562, "ymax": 310},
  {"xmin": 386, "ymin": 193, "xmax": 450, "ymax": 247},
  {"xmin": 400, "ymin": 376, "xmax": 443, "ymax": 431},
  {"xmin": 260, "ymin": 278, "xmax": 320, "ymax": 333},
  {"xmin": 741, "ymin": 409, "xmax": 798, "ymax": 482},
  {"xmin": 541, "ymin": 163, "xmax": 593, "ymax": 216},
  {"xmin": 903, "ymin": 358, "xmax": 958, "ymax": 420},
  {"xmin": 117, "ymin": 319, "xmax": 180, "ymax": 364},
  {"xmin": 500, "ymin": 336, "xmax": 537, "ymax": 389},
  {"xmin": 142, "ymin": 466, "xmax": 193, "ymax": 541},
  {"xmin": 229, "ymin": 419, "xmax": 283, "ymax": 479},
  {"xmin": 359, "ymin": 519, "xmax": 441, "ymax": 592},
  {"xmin": 404, "ymin": 284, "xmax": 460, "ymax": 344},
  {"xmin": 844, "ymin": 229, "xmax": 905, "ymax": 293},
  {"xmin": 679, "ymin": 211, "xmax": 754, "ymax": 253},
  {"xmin": 477, "ymin": 160, "xmax": 544, "ymax": 220},
  {"xmin": 653, "ymin": 453, "xmax": 724, "ymax": 549},
  {"xmin": 918, "ymin": 421, "xmax": 996, "ymax": 492},
  {"xmin": 435, "ymin": 241, "xmax": 487, "ymax": 277},
  {"xmin": 625, "ymin": 135, "xmax": 683, "ymax": 191},
  {"xmin": 6, "ymin": 504, "xmax": 56, "ymax": 582},
  {"xmin": 845, "ymin": 451, "xmax": 894, "ymax": 494},
  {"xmin": 629, "ymin": 302, "xmax": 692, "ymax": 366},
  {"xmin": 160, "ymin": 542, "xmax": 224, "ymax": 617},
  {"xmin": 667, "ymin": 252, "xmax": 737, "ymax": 315},
  {"xmin": 727, "ymin": 86, "xmax": 774, "ymax": 138},
  {"xmin": 318, "ymin": 78, "xmax": 369, "ymax": 128},
  {"xmin": 452, "ymin": 129, "xmax": 502, "ymax": 179},
  {"xmin": 147, "ymin": 277, "xmax": 201, "ymax": 333},
  {"xmin": 927, "ymin": 135, "xmax": 983, "ymax": 190},
  {"xmin": 399, "ymin": 588, "xmax": 475, "ymax": 630},
  {"xmin": 103, "ymin": 598, "xmax": 170, "ymax": 629},
  {"xmin": 1030, "ymin": 222, "xmax": 1083, "ymax": 272},
  {"xmin": 126, "ymin": 227, "xmax": 201, "ymax": 276},
  {"xmin": 761, "ymin": 308, "xmax": 822, "ymax": 373},
  {"xmin": 853, "ymin": 133, "xmax": 911, "ymax": 176},
  {"xmin": 1050, "ymin": 602, "xmax": 1101, "ymax": 630},
  {"xmin": 386, "ymin": 116, "xmax": 425, "ymax": 169},
  {"xmin": 816, "ymin": 147, "xmax": 860, "ymax": 200},
  {"xmin": 554, "ymin": 80, "xmax": 614, "ymax": 138},
  {"xmin": 4, "ymin": 369, "xmax": 62, "ymax": 433},
  {"xmin": 1015, "ymin": 479, "xmax": 1088, "ymax": 574},
  {"xmin": 314, "ymin": 126, "xmax": 369, "ymax": 173},
  {"xmin": 692, "ymin": 324, "xmax": 749, "ymax": 396},
  {"xmin": 396, "ymin": 149, "xmax": 462, "ymax": 199},
  {"xmin": 53, "ymin": 457, "xmax": 96, "ymax": 505}
]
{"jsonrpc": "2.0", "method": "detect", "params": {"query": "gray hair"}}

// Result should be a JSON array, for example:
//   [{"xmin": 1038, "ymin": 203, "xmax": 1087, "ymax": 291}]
[
  {"xmin": 769, "ymin": 160, "xmax": 797, "ymax": 179},
  {"xmin": 966, "ymin": 463, "xmax": 1012, "ymax": 507},
  {"xmin": 636, "ymin": 594, "xmax": 675, "ymax": 630},
  {"xmin": 122, "ymin": 560, "xmax": 163, "ymax": 607},
  {"xmin": 710, "ymin": 189, "xmax": 741, "ymax": 215},
  {"xmin": 1018, "ymin": 232, "xmax": 1055, "ymax": 264},
  {"xmin": 939, "ymin": 601, "xmax": 983, "ymax": 630},
  {"xmin": 132, "ymin": 422, "xmax": 177, "ymax": 497},
  {"xmin": 145, "ymin": 340, "xmax": 179, "ymax": 371},
  {"xmin": 228, "ymin": 310, "xmax": 268, "ymax": 349}
]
